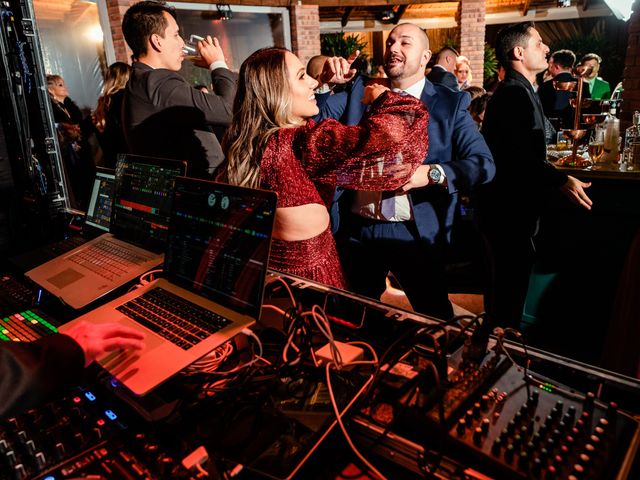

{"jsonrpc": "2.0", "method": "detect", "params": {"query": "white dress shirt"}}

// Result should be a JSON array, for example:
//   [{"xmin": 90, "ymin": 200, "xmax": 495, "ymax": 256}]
[{"xmin": 352, "ymin": 77, "xmax": 426, "ymax": 221}]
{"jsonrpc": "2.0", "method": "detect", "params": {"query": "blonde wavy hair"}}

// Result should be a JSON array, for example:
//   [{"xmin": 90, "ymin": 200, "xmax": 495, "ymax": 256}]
[
  {"xmin": 219, "ymin": 47, "xmax": 303, "ymax": 188},
  {"xmin": 455, "ymin": 55, "xmax": 472, "ymax": 87},
  {"xmin": 93, "ymin": 62, "xmax": 131, "ymax": 132}
]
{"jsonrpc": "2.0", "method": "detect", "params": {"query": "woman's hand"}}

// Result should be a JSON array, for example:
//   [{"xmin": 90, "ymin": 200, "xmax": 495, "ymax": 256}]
[
  {"xmin": 362, "ymin": 84, "xmax": 389, "ymax": 105},
  {"xmin": 320, "ymin": 51, "xmax": 359, "ymax": 85}
]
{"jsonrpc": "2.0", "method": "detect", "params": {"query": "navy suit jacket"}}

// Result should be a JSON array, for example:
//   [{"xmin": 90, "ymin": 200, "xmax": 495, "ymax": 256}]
[
  {"xmin": 427, "ymin": 66, "xmax": 460, "ymax": 91},
  {"xmin": 317, "ymin": 76, "xmax": 495, "ymax": 243}
]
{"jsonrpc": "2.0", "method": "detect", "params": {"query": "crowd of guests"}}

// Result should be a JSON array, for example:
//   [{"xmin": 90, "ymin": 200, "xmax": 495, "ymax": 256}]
[
  {"xmin": 43, "ymin": 1, "xmax": 616, "ymax": 323},
  {"xmin": 42, "ymin": 1, "xmax": 616, "ymax": 325},
  {"xmin": 14, "ymin": 0, "xmax": 616, "ymax": 415}
]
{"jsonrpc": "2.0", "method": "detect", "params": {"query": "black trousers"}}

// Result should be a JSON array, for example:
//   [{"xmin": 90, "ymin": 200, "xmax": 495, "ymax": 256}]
[
  {"xmin": 338, "ymin": 215, "xmax": 454, "ymax": 321},
  {"xmin": 480, "ymin": 219, "xmax": 538, "ymax": 330}
]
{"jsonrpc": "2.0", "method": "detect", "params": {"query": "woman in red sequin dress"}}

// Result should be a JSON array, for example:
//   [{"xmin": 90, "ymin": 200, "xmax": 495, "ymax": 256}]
[{"xmin": 219, "ymin": 48, "xmax": 429, "ymax": 289}]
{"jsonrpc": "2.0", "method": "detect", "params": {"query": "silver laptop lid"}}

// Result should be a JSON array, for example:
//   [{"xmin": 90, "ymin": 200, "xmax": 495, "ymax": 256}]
[{"xmin": 164, "ymin": 177, "xmax": 277, "ymax": 319}]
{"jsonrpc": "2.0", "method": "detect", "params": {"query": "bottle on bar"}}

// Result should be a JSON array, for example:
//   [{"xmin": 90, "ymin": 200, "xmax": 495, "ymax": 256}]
[
  {"xmin": 624, "ymin": 111, "xmax": 640, "ymax": 168},
  {"xmin": 603, "ymin": 105, "xmax": 620, "ymax": 163}
]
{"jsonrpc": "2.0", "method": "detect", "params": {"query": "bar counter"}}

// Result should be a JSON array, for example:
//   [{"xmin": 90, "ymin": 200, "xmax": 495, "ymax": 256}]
[{"xmin": 521, "ymin": 156, "xmax": 640, "ymax": 376}]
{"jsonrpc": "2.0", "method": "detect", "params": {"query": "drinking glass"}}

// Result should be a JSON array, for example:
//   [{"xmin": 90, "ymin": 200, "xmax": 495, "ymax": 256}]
[
  {"xmin": 182, "ymin": 35, "xmax": 204, "ymax": 62},
  {"xmin": 588, "ymin": 127, "xmax": 605, "ymax": 168},
  {"xmin": 556, "ymin": 131, "xmax": 571, "ymax": 151}
]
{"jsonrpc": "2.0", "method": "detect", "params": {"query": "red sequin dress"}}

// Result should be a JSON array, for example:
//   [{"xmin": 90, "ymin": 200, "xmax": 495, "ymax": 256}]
[{"xmin": 259, "ymin": 91, "xmax": 429, "ymax": 289}]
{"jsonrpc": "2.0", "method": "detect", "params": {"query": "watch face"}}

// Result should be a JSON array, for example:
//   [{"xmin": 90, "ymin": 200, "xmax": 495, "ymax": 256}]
[{"xmin": 429, "ymin": 167, "xmax": 442, "ymax": 184}]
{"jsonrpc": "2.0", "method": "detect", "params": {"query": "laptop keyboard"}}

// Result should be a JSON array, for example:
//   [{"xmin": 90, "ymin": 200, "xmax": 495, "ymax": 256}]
[
  {"xmin": 68, "ymin": 239, "xmax": 152, "ymax": 281},
  {"xmin": 47, "ymin": 235, "xmax": 87, "ymax": 257},
  {"xmin": 115, "ymin": 287, "xmax": 232, "ymax": 350}
]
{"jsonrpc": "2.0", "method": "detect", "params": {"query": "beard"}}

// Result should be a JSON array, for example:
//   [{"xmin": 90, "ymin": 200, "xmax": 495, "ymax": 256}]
[{"xmin": 384, "ymin": 55, "xmax": 406, "ymax": 79}]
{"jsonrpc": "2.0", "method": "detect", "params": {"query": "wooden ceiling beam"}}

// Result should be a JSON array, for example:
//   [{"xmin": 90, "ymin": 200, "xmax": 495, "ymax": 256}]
[
  {"xmin": 341, "ymin": 6, "xmax": 354, "ymax": 27},
  {"xmin": 307, "ymin": 0, "xmax": 438, "ymax": 6},
  {"xmin": 176, "ymin": 0, "xmax": 443, "ymax": 7},
  {"xmin": 393, "ymin": 4, "xmax": 408, "ymax": 24},
  {"xmin": 522, "ymin": 0, "xmax": 531, "ymax": 16}
]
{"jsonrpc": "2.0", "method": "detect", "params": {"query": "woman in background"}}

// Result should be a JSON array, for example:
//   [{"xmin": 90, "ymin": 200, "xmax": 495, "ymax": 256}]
[
  {"xmin": 219, "ymin": 47, "xmax": 430, "ymax": 289},
  {"xmin": 47, "ymin": 74, "xmax": 88, "ymax": 206},
  {"xmin": 92, "ymin": 62, "xmax": 131, "ymax": 168},
  {"xmin": 47, "ymin": 74, "xmax": 83, "ymax": 125},
  {"xmin": 455, "ymin": 55, "xmax": 472, "ymax": 89},
  {"xmin": 469, "ymin": 92, "xmax": 492, "ymax": 129}
]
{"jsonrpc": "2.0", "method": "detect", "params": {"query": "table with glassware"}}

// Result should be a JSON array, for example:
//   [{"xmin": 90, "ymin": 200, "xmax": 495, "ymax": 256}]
[{"xmin": 547, "ymin": 143, "xmax": 640, "ymax": 181}]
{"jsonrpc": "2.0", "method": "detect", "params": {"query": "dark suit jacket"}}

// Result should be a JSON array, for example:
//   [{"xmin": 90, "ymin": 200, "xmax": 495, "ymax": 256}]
[
  {"xmin": 122, "ymin": 62, "xmax": 236, "ymax": 178},
  {"xmin": 478, "ymin": 69, "xmax": 568, "ymax": 231},
  {"xmin": 0, "ymin": 334, "xmax": 84, "ymax": 418},
  {"xmin": 317, "ymin": 75, "xmax": 495, "ymax": 243},
  {"xmin": 427, "ymin": 66, "xmax": 460, "ymax": 91}
]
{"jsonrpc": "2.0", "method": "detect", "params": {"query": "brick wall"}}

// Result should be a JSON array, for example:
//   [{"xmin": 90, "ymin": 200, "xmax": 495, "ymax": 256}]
[
  {"xmin": 289, "ymin": 5, "xmax": 321, "ymax": 69},
  {"xmin": 106, "ymin": 0, "xmax": 134, "ymax": 64},
  {"xmin": 456, "ymin": 0, "xmax": 486, "ymax": 87},
  {"xmin": 621, "ymin": 0, "xmax": 640, "ymax": 130}
]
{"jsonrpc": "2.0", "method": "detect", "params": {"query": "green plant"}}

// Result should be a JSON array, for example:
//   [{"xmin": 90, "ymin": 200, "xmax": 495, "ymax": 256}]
[
  {"xmin": 320, "ymin": 33, "xmax": 367, "ymax": 58},
  {"xmin": 320, "ymin": 33, "xmax": 369, "ymax": 74},
  {"xmin": 484, "ymin": 43, "xmax": 498, "ymax": 80}
]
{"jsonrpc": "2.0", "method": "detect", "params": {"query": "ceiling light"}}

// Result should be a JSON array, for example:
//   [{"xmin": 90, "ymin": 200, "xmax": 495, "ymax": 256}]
[{"xmin": 217, "ymin": 4, "xmax": 232, "ymax": 21}]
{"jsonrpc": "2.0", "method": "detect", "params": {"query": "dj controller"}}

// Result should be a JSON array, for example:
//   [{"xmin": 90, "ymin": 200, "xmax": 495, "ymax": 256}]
[
  {"xmin": 355, "ymin": 346, "xmax": 639, "ymax": 479},
  {"xmin": 0, "ymin": 271, "xmax": 639, "ymax": 480}
]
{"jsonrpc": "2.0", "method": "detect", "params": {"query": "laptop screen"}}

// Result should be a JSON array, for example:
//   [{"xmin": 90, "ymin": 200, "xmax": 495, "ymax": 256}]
[
  {"xmin": 164, "ymin": 178, "xmax": 276, "ymax": 318},
  {"xmin": 111, "ymin": 155, "xmax": 186, "ymax": 251},
  {"xmin": 84, "ymin": 169, "xmax": 115, "ymax": 232}
]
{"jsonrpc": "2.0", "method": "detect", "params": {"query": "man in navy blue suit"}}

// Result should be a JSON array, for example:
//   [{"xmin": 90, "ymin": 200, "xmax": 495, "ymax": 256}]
[
  {"xmin": 317, "ymin": 23, "xmax": 495, "ymax": 319},
  {"xmin": 427, "ymin": 46, "xmax": 460, "ymax": 91}
]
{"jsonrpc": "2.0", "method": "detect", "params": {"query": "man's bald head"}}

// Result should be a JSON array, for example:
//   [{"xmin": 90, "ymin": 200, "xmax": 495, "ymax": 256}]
[{"xmin": 390, "ymin": 23, "xmax": 429, "ymax": 50}]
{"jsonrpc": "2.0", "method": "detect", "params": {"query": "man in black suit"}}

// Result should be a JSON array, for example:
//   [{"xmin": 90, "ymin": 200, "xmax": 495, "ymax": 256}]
[
  {"xmin": 121, "ymin": 1, "xmax": 236, "ymax": 178},
  {"xmin": 426, "ymin": 46, "xmax": 460, "ymax": 90},
  {"xmin": 477, "ymin": 22, "xmax": 592, "ymax": 329},
  {"xmin": 537, "ymin": 49, "xmax": 589, "ymax": 130},
  {"xmin": 1, "ymin": 322, "xmax": 144, "ymax": 417}
]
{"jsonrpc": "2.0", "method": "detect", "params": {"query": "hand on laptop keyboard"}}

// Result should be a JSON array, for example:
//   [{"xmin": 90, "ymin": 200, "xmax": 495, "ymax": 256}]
[{"xmin": 62, "ymin": 321, "xmax": 145, "ymax": 366}]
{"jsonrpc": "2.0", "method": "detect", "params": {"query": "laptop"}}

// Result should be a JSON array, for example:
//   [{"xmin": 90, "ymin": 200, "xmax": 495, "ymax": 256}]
[
  {"xmin": 26, "ymin": 155, "xmax": 186, "ymax": 309},
  {"xmin": 59, "ymin": 177, "xmax": 277, "ymax": 395},
  {"xmin": 83, "ymin": 167, "xmax": 116, "ymax": 234},
  {"xmin": 10, "ymin": 168, "xmax": 116, "ymax": 272}
]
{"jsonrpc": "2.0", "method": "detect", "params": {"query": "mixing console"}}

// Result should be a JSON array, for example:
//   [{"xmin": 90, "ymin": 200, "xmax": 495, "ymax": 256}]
[
  {"xmin": 448, "ymin": 365, "xmax": 637, "ymax": 479},
  {"xmin": 1, "ymin": 271, "xmax": 638, "ymax": 480},
  {"xmin": 356, "ymin": 348, "xmax": 640, "ymax": 479},
  {"xmin": 0, "ymin": 385, "xmax": 194, "ymax": 480}
]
